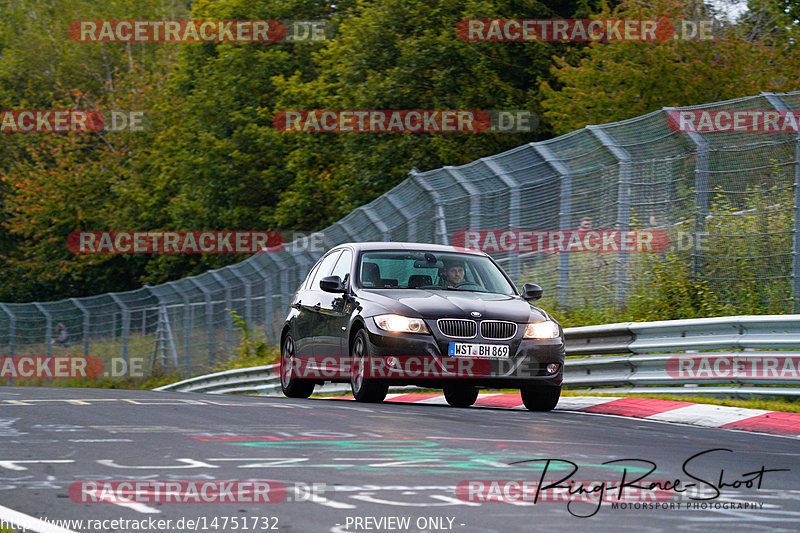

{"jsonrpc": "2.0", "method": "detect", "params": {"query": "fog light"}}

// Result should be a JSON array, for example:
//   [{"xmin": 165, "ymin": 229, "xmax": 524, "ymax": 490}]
[{"xmin": 546, "ymin": 363, "xmax": 560, "ymax": 374}]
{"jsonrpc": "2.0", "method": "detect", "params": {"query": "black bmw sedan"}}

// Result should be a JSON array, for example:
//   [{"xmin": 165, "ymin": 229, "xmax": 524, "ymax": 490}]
[{"xmin": 279, "ymin": 242, "xmax": 565, "ymax": 411}]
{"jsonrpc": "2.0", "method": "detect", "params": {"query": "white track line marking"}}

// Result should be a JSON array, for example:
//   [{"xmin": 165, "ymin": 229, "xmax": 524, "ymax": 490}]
[
  {"xmin": 0, "ymin": 460, "xmax": 74, "ymax": 471},
  {"xmin": 647, "ymin": 404, "xmax": 772, "ymax": 426}
]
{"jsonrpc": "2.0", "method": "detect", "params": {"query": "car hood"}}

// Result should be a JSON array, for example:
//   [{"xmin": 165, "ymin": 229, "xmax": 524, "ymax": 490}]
[{"xmin": 357, "ymin": 289, "xmax": 550, "ymax": 323}]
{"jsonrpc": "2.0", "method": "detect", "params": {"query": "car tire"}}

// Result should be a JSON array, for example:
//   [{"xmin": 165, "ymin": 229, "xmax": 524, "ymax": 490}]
[
  {"xmin": 443, "ymin": 384, "xmax": 479, "ymax": 407},
  {"xmin": 520, "ymin": 385, "xmax": 561, "ymax": 412},
  {"xmin": 280, "ymin": 333, "xmax": 315, "ymax": 399},
  {"xmin": 350, "ymin": 329, "xmax": 388, "ymax": 403}
]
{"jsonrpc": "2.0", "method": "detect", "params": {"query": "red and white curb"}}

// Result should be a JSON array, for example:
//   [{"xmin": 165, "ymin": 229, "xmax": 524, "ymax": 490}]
[{"xmin": 324, "ymin": 393, "xmax": 800, "ymax": 438}]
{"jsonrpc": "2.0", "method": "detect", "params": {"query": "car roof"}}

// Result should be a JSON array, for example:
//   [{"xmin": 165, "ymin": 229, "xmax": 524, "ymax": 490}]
[{"xmin": 331, "ymin": 242, "xmax": 488, "ymax": 255}]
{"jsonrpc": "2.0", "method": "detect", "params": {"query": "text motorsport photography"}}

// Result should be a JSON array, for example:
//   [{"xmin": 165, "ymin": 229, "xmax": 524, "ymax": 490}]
[{"xmin": 456, "ymin": 448, "xmax": 787, "ymax": 518}]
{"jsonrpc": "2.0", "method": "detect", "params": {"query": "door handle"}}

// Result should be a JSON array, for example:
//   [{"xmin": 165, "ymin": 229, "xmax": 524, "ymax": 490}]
[{"xmin": 313, "ymin": 304, "xmax": 321, "ymax": 311}]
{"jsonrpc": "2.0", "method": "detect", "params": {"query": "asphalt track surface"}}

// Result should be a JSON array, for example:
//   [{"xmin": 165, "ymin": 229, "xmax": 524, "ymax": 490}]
[{"xmin": 1, "ymin": 386, "xmax": 799, "ymax": 533}]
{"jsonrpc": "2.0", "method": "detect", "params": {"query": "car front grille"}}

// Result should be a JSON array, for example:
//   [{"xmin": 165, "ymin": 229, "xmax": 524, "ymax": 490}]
[
  {"xmin": 480, "ymin": 320, "xmax": 517, "ymax": 340},
  {"xmin": 437, "ymin": 319, "xmax": 477, "ymax": 338}
]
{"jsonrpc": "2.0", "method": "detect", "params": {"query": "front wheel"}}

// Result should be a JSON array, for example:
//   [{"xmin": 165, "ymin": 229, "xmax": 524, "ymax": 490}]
[
  {"xmin": 520, "ymin": 385, "xmax": 561, "ymax": 412},
  {"xmin": 350, "ymin": 329, "xmax": 388, "ymax": 403},
  {"xmin": 443, "ymin": 384, "xmax": 479, "ymax": 407},
  {"xmin": 280, "ymin": 333, "xmax": 315, "ymax": 398}
]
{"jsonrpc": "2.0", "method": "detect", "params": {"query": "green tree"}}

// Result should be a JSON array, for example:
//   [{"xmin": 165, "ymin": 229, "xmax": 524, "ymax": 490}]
[
  {"xmin": 540, "ymin": 0, "xmax": 800, "ymax": 134},
  {"xmin": 0, "ymin": 63, "xmax": 173, "ymax": 301},
  {"xmin": 271, "ymin": 0, "xmax": 610, "ymax": 229},
  {"xmin": 133, "ymin": 0, "xmax": 357, "ymax": 283}
]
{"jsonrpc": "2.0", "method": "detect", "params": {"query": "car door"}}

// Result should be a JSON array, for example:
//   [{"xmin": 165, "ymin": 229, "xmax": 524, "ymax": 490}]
[
  {"xmin": 296, "ymin": 251, "xmax": 340, "ymax": 359},
  {"xmin": 314, "ymin": 248, "xmax": 354, "ymax": 374},
  {"xmin": 291, "ymin": 260, "xmax": 321, "ymax": 359}
]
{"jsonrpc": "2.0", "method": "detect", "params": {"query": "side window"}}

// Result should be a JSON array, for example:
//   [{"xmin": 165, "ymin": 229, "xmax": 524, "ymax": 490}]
[
  {"xmin": 310, "ymin": 251, "xmax": 342, "ymax": 290},
  {"xmin": 303, "ymin": 261, "xmax": 322, "ymax": 290},
  {"xmin": 330, "ymin": 249, "xmax": 353, "ymax": 286}
]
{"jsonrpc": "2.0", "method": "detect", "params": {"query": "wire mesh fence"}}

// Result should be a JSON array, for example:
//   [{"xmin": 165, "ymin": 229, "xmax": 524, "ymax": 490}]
[{"xmin": 1, "ymin": 91, "xmax": 798, "ymax": 376}]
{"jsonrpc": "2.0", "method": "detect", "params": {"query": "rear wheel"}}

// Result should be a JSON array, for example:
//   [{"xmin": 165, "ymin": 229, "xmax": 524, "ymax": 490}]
[
  {"xmin": 350, "ymin": 329, "xmax": 388, "ymax": 403},
  {"xmin": 443, "ymin": 384, "xmax": 479, "ymax": 407},
  {"xmin": 280, "ymin": 333, "xmax": 315, "ymax": 398},
  {"xmin": 520, "ymin": 385, "xmax": 561, "ymax": 411}
]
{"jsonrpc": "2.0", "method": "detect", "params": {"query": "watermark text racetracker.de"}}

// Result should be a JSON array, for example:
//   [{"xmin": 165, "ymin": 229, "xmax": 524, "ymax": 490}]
[
  {"xmin": 273, "ymin": 110, "xmax": 537, "ymax": 133},
  {"xmin": 281, "ymin": 354, "xmax": 560, "ymax": 380},
  {"xmin": 0, "ymin": 356, "xmax": 144, "ymax": 379},
  {"xmin": 2, "ymin": 516, "xmax": 279, "ymax": 532},
  {"xmin": 0, "ymin": 110, "xmax": 147, "ymax": 133},
  {"xmin": 667, "ymin": 109, "xmax": 800, "ymax": 133},
  {"xmin": 452, "ymin": 229, "xmax": 671, "ymax": 253},
  {"xmin": 68, "ymin": 231, "xmax": 285, "ymax": 254},
  {"xmin": 456, "ymin": 18, "xmax": 722, "ymax": 42},
  {"xmin": 667, "ymin": 354, "xmax": 800, "ymax": 380},
  {"xmin": 69, "ymin": 20, "xmax": 333, "ymax": 43},
  {"xmin": 70, "ymin": 480, "xmax": 328, "ymax": 504}
]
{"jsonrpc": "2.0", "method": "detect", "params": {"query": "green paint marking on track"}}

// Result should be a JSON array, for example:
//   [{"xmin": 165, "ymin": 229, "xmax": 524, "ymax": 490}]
[{"xmin": 225, "ymin": 439, "xmax": 656, "ymax": 474}]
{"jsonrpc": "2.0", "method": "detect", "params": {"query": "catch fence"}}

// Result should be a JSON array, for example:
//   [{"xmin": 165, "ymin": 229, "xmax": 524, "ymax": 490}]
[{"xmin": 2, "ymin": 91, "xmax": 799, "ymax": 376}]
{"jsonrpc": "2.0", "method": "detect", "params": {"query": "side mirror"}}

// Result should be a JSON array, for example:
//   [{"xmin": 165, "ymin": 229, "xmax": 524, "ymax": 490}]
[
  {"xmin": 320, "ymin": 275, "xmax": 346, "ymax": 293},
  {"xmin": 521, "ymin": 283, "xmax": 543, "ymax": 301}
]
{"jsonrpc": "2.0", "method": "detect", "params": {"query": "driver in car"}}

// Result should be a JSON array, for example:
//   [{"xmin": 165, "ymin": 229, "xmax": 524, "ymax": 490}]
[{"xmin": 443, "ymin": 259, "xmax": 466, "ymax": 288}]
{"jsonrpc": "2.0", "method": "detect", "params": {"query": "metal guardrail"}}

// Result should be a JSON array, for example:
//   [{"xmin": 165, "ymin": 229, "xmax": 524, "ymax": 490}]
[
  {"xmin": 154, "ymin": 364, "xmax": 280, "ymax": 394},
  {"xmin": 565, "ymin": 315, "xmax": 800, "ymax": 355},
  {"xmin": 155, "ymin": 315, "xmax": 800, "ymax": 398}
]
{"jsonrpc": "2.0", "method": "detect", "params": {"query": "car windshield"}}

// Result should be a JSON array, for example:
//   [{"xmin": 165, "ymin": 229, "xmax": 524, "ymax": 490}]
[{"xmin": 358, "ymin": 250, "xmax": 516, "ymax": 295}]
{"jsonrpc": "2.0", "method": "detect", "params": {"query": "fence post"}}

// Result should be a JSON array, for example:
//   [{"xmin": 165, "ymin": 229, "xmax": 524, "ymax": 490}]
[
  {"xmin": 264, "ymin": 273, "xmax": 276, "ymax": 342},
  {"xmin": 252, "ymin": 254, "xmax": 287, "ymax": 344},
  {"xmin": 360, "ymin": 205, "xmax": 392, "ymax": 241},
  {"xmin": 69, "ymin": 298, "xmax": 90, "ymax": 357},
  {"xmin": 665, "ymin": 106, "xmax": 709, "ymax": 280},
  {"xmin": 533, "ymin": 144, "xmax": 572, "ymax": 305},
  {"xmin": 1, "ymin": 303, "xmax": 14, "ymax": 384},
  {"xmin": 266, "ymin": 253, "xmax": 293, "ymax": 342},
  {"xmin": 210, "ymin": 271, "xmax": 234, "ymax": 355},
  {"xmin": 229, "ymin": 268, "xmax": 253, "ymax": 330},
  {"xmin": 411, "ymin": 168, "xmax": 449, "ymax": 245},
  {"xmin": 762, "ymin": 93, "xmax": 800, "ymax": 312},
  {"xmin": 483, "ymin": 157, "xmax": 522, "ymax": 285},
  {"xmin": 443, "ymin": 165, "xmax": 481, "ymax": 231},
  {"xmin": 0, "ymin": 303, "xmax": 14, "ymax": 357},
  {"xmin": 34, "ymin": 303, "xmax": 53, "ymax": 359},
  {"xmin": 167, "ymin": 282, "xmax": 191, "ymax": 375},
  {"xmin": 795, "ymin": 123, "xmax": 800, "ymax": 312},
  {"xmin": 588, "ymin": 126, "xmax": 633, "ymax": 305},
  {"xmin": 688, "ymin": 131, "xmax": 709, "ymax": 281},
  {"xmin": 187, "ymin": 278, "xmax": 214, "ymax": 366},
  {"xmin": 108, "ymin": 294, "xmax": 130, "ymax": 368},
  {"xmin": 385, "ymin": 190, "xmax": 417, "ymax": 241}
]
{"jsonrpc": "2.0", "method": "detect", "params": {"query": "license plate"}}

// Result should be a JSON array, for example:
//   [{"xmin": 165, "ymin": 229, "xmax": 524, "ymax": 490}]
[{"xmin": 448, "ymin": 343, "xmax": 509, "ymax": 359}]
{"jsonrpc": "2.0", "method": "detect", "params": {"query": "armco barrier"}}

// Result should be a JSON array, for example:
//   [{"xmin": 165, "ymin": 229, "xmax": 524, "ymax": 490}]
[{"xmin": 156, "ymin": 315, "xmax": 800, "ymax": 398}]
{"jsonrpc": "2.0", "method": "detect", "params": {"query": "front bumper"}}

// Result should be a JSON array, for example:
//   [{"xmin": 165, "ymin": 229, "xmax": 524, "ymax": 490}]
[{"xmin": 361, "ymin": 317, "xmax": 565, "ymax": 388}]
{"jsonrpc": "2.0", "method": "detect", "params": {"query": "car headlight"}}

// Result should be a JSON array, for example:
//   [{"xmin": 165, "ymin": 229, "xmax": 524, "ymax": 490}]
[
  {"xmin": 374, "ymin": 314, "xmax": 429, "ymax": 334},
  {"xmin": 523, "ymin": 320, "xmax": 560, "ymax": 339}
]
